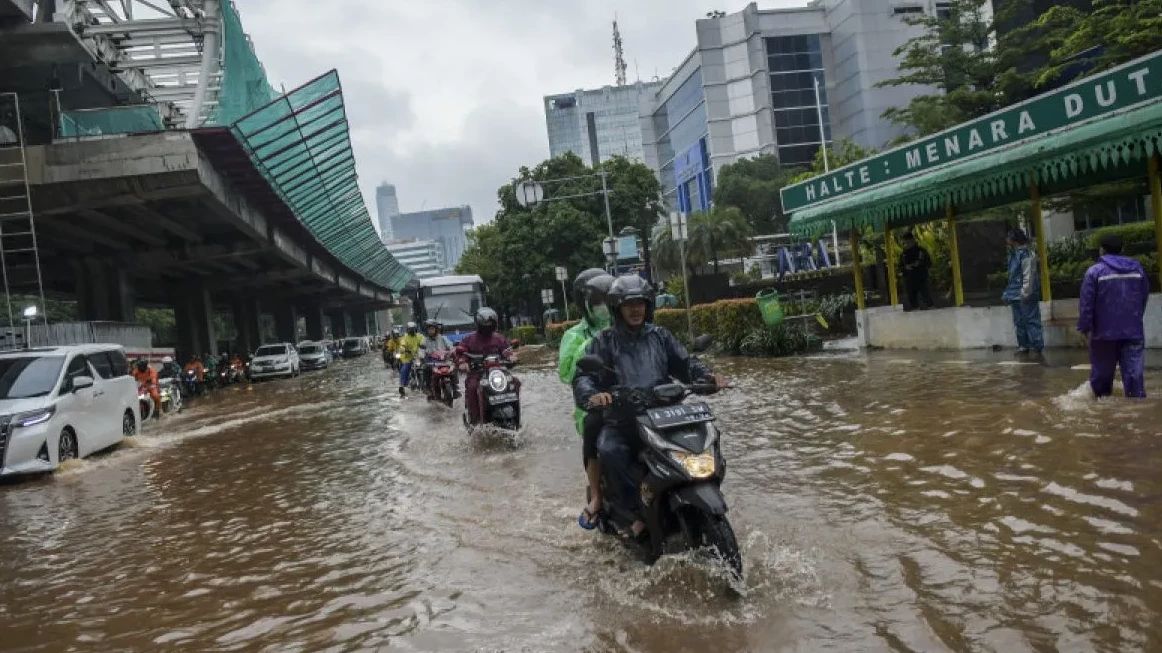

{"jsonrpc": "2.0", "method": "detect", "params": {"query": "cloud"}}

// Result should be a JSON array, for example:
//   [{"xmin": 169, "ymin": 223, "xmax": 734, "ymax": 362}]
[{"xmin": 235, "ymin": 0, "xmax": 809, "ymax": 231}]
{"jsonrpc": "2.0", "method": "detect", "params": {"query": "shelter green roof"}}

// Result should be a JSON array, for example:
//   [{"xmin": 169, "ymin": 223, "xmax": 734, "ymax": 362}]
[{"xmin": 232, "ymin": 71, "xmax": 413, "ymax": 291}]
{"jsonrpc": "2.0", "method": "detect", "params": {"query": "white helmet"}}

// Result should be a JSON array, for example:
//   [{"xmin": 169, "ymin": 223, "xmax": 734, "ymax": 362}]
[{"xmin": 162, "ymin": 356, "xmax": 174, "ymax": 363}]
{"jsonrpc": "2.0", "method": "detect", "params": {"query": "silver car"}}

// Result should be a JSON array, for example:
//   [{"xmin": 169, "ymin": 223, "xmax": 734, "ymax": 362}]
[
  {"xmin": 297, "ymin": 341, "xmax": 331, "ymax": 371},
  {"xmin": 248, "ymin": 343, "xmax": 301, "ymax": 380}
]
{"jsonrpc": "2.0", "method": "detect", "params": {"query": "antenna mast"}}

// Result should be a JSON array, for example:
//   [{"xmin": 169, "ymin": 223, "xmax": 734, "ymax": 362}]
[{"xmin": 613, "ymin": 16, "xmax": 627, "ymax": 86}]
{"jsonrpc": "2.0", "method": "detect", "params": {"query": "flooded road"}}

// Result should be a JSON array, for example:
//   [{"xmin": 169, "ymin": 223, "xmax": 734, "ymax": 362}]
[{"xmin": 2, "ymin": 348, "xmax": 1161, "ymax": 652}]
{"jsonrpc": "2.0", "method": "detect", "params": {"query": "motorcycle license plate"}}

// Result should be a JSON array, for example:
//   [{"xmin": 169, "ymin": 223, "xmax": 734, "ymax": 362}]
[
  {"xmin": 488, "ymin": 392, "xmax": 518, "ymax": 406},
  {"xmin": 647, "ymin": 402, "xmax": 713, "ymax": 429}
]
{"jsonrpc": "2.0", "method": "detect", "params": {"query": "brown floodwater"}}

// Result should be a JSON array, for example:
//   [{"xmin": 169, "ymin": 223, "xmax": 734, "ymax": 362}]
[{"xmin": 1, "ymin": 347, "xmax": 1161, "ymax": 652}]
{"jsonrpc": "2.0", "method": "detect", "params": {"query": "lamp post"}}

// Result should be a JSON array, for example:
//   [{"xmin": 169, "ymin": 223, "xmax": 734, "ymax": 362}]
[
  {"xmin": 22, "ymin": 305, "xmax": 37, "ymax": 349},
  {"xmin": 602, "ymin": 237, "xmax": 617, "ymax": 274},
  {"xmin": 514, "ymin": 170, "xmax": 617, "ymax": 272},
  {"xmin": 668, "ymin": 212, "xmax": 694, "ymax": 344}
]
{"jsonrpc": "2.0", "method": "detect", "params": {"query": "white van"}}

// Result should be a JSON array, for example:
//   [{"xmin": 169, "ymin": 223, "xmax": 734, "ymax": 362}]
[{"xmin": 0, "ymin": 344, "xmax": 139, "ymax": 478}]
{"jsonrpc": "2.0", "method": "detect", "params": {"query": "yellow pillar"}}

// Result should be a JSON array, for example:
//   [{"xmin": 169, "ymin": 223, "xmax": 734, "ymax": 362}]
[
  {"xmin": 885, "ymin": 226, "xmax": 899, "ymax": 307},
  {"xmin": 1150, "ymin": 155, "xmax": 1162, "ymax": 290},
  {"xmin": 946, "ymin": 205, "xmax": 964, "ymax": 307},
  {"xmin": 850, "ymin": 228, "xmax": 865, "ymax": 311},
  {"xmin": 1030, "ymin": 181, "xmax": 1052, "ymax": 302}
]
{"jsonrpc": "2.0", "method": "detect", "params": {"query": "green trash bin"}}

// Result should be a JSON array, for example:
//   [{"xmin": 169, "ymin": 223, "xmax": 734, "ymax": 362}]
[{"xmin": 756, "ymin": 288, "xmax": 784, "ymax": 327}]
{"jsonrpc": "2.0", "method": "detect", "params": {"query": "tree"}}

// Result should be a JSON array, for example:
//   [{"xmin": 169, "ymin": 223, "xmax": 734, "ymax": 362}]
[
  {"xmin": 1024, "ymin": 0, "xmax": 1162, "ymax": 88},
  {"xmin": 651, "ymin": 206, "xmax": 752, "ymax": 275},
  {"xmin": 456, "ymin": 152, "xmax": 663, "ymax": 321},
  {"xmin": 713, "ymin": 154, "xmax": 800, "ymax": 234},
  {"xmin": 788, "ymin": 139, "xmax": 876, "ymax": 183},
  {"xmin": 878, "ymin": 0, "xmax": 1042, "ymax": 136}
]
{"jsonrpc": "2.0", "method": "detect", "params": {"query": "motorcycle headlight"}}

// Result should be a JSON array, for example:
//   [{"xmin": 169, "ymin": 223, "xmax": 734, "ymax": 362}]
[
  {"xmin": 487, "ymin": 369, "xmax": 508, "ymax": 392},
  {"xmin": 13, "ymin": 406, "xmax": 55, "ymax": 428},
  {"xmin": 670, "ymin": 451, "xmax": 716, "ymax": 479}
]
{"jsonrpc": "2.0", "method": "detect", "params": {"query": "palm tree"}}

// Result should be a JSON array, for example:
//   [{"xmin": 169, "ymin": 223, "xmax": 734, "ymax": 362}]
[{"xmin": 687, "ymin": 206, "xmax": 752, "ymax": 274}]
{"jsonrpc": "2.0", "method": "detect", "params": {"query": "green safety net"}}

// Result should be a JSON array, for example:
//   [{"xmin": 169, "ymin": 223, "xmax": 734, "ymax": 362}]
[
  {"xmin": 58, "ymin": 105, "xmax": 164, "ymax": 138},
  {"xmin": 205, "ymin": 0, "xmax": 279, "ymax": 127},
  {"xmin": 789, "ymin": 99, "xmax": 1162, "ymax": 238},
  {"xmin": 231, "ymin": 70, "xmax": 414, "ymax": 291}
]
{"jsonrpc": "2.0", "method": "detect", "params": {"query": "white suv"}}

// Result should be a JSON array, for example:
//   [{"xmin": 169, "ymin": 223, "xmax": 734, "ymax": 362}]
[
  {"xmin": 249, "ymin": 343, "xmax": 301, "ymax": 380},
  {"xmin": 0, "ymin": 344, "xmax": 139, "ymax": 478}
]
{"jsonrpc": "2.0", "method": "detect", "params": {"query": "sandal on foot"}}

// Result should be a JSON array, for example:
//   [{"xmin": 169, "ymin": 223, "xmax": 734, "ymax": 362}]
[{"xmin": 578, "ymin": 508, "xmax": 600, "ymax": 530}]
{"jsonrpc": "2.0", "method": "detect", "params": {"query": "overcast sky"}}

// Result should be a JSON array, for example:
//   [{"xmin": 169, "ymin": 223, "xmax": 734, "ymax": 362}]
[{"xmin": 236, "ymin": 0, "xmax": 809, "ymax": 233}]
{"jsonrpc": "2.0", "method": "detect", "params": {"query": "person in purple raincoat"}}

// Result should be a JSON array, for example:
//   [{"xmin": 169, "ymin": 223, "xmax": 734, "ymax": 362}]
[{"xmin": 1077, "ymin": 234, "xmax": 1151, "ymax": 398}]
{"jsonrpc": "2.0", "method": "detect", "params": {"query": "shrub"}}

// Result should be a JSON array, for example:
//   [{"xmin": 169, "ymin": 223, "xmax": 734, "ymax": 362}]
[
  {"xmin": 1085, "ymin": 221, "xmax": 1156, "ymax": 250},
  {"xmin": 740, "ymin": 323, "xmax": 823, "ymax": 357},
  {"xmin": 510, "ymin": 325, "xmax": 538, "ymax": 345},
  {"xmin": 544, "ymin": 320, "xmax": 578, "ymax": 348}
]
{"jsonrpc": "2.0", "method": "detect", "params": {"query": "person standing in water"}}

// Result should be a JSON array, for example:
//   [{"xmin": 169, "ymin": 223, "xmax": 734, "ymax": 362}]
[{"xmin": 1077, "ymin": 233, "xmax": 1150, "ymax": 398}]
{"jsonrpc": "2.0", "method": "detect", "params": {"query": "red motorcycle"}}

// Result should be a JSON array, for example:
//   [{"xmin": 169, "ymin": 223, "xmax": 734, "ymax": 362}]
[
  {"xmin": 425, "ymin": 350, "xmax": 458, "ymax": 407},
  {"xmin": 461, "ymin": 351, "xmax": 520, "ymax": 431}
]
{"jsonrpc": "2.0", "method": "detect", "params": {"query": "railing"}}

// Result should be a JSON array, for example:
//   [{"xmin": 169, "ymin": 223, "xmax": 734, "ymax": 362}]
[{"xmin": 57, "ymin": 105, "xmax": 165, "ymax": 140}]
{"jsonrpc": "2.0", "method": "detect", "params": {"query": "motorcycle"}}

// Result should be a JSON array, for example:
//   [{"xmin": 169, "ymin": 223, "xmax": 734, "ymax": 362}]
[
  {"xmin": 158, "ymin": 378, "xmax": 183, "ymax": 415},
  {"xmin": 181, "ymin": 369, "xmax": 202, "ymax": 397},
  {"xmin": 425, "ymin": 351, "xmax": 457, "ymax": 407},
  {"xmin": 461, "ymin": 351, "xmax": 520, "ymax": 430},
  {"xmin": 576, "ymin": 349, "xmax": 741, "ymax": 581},
  {"xmin": 137, "ymin": 384, "xmax": 156, "ymax": 422}
]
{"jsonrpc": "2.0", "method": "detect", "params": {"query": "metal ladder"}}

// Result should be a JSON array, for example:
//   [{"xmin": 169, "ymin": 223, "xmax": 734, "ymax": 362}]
[{"xmin": 0, "ymin": 92, "xmax": 48, "ymax": 349}]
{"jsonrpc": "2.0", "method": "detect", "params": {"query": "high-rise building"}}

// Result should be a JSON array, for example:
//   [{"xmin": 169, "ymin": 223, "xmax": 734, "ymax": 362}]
[
  {"xmin": 639, "ymin": 0, "xmax": 936, "ymax": 213},
  {"xmin": 544, "ymin": 81, "xmax": 663, "ymax": 166},
  {"xmin": 388, "ymin": 206, "xmax": 474, "ymax": 271},
  {"xmin": 385, "ymin": 239, "xmax": 444, "ymax": 279},
  {"xmin": 376, "ymin": 183, "xmax": 400, "ymax": 239}
]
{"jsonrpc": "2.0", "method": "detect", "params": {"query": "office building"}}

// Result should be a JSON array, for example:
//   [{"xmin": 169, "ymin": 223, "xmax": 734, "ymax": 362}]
[
  {"xmin": 639, "ymin": 0, "xmax": 939, "ymax": 213},
  {"xmin": 385, "ymin": 239, "xmax": 445, "ymax": 279},
  {"xmin": 376, "ymin": 183, "xmax": 400, "ymax": 239},
  {"xmin": 544, "ymin": 81, "xmax": 663, "ymax": 166},
  {"xmin": 387, "ymin": 205, "xmax": 474, "ymax": 271}
]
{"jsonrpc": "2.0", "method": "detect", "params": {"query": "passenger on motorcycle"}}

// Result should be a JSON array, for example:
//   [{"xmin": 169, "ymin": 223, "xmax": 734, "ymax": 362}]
[
  {"xmin": 184, "ymin": 356, "xmax": 206, "ymax": 382},
  {"xmin": 419, "ymin": 320, "xmax": 457, "ymax": 400},
  {"xmin": 132, "ymin": 359, "xmax": 161, "ymax": 420},
  {"xmin": 383, "ymin": 332, "xmax": 399, "ymax": 368},
  {"xmin": 397, "ymin": 322, "xmax": 424, "ymax": 397},
  {"xmin": 573, "ymin": 275, "xmax": 727, "ymax": 538},
  {"xmin": 455, "ymin": 308, "xmax": 514, "ymax": 425},
  {"xmin": 557, "ymin": 268, "xmax": 615, "ymax": 529}
]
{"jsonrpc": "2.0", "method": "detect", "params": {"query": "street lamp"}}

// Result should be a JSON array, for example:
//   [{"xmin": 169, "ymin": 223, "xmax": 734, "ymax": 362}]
[
  {"xmin": 22, "ymin": 305, "xmax": 37, "ymax": 349},
  {"xmin": 554, "ymin": 266, "xmax": 570, "ymax": 321}
]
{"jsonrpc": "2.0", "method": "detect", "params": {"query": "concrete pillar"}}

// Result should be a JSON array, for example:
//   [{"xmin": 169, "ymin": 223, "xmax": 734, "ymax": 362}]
[
  {"xmin": 232, "ymin": 297, "xmax": 262, "ymax": 355},
  {"xmin": 271, "ymin": 302, "xmax": 299, "ymax": 344},
  {"xmin": 349, "ymin": 309, "xmax": 368, "ymax": 336},
  {"xmin": 326, "ymin": 310, "xmax": 349, "ymax": 338},
  {"xmin": 174, "ymin": 282, "xmax": 216, "ymax": 362},
  {"xmin": 110, "ymin": 267, "xmax": 137, "ymax": 323},
  {"xmin": 75, "ymin": 259, "xmax": 111, "ymax": 321},
  {"xmin": 303, "ymin": 304, "xmax": 326, "ymax": 341}
]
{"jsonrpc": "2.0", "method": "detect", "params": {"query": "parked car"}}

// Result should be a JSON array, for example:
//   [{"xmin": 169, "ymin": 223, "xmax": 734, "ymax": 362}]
[
  {"xmin": 340, "ymin": 337, "xmax": 368, "ymax": 358},
  {"xmin": 0, "ymin": 344, "xmax": 138, "ymax": 478},
  {"xmin": 248, "ymin": 343, "xmax": 301, "ymax": 380},
  {"xmin": 297, "ymin": 341, "xmax": 331, "ymax": 371}
]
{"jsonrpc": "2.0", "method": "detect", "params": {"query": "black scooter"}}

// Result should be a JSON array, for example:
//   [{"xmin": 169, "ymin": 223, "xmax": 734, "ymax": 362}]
[{"xmin": 577, "ymin": 348, "xmax": 741, "ymax": 581}]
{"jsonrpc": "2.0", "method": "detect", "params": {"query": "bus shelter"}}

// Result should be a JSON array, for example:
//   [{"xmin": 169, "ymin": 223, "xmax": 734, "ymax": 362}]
[{"xmin": 781, "ymin": 50, "xmax": 1162, "ymax": 349}]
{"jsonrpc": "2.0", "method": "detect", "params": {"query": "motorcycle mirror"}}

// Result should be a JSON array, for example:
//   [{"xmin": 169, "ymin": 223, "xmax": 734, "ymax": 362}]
[
  {"xmin": 576, "ymin": 355, "xmax": 605, "ymax": 374},
  {"xmin": 691, "ymin": 334, "xmax": 714, "ymax": 353}
]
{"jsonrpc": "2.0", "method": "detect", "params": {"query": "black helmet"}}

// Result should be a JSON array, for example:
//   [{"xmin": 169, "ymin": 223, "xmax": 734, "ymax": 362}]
[
  {"xmin": 135, "ymin": 359, "xmax": 148, "ymax": 371},
  {"xmin": 608, "ymin": 275, "xmax": 655, "ymax": 316},
  {"xmin": 576, "ymin": 271, "xmax": 614, "ymax": 323},
  {"xmin": 474, "ymin": 307, "xmax": 499, "ymax": 332}
]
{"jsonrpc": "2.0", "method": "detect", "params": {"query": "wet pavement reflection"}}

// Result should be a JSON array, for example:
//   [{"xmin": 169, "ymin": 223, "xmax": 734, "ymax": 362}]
[{"xmin": 1, "ymin": 348, "xmax": 1161, "ymax": 651}]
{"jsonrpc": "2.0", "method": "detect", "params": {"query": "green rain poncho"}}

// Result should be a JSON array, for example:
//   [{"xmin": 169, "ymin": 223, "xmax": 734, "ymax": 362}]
[{"xmin": 557, "ymin": 316, "xmax": 605, "ymax": 435}]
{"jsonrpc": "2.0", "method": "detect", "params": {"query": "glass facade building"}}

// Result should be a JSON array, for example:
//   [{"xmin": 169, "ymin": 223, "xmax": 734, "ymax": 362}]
[
  {"xmin": 543, "ymin": 82, "xmax": 662, "ymax": 166},
  {"xmin": 388, "ymin": 206, "xmax": 474, "ymax": 272},
  {"xmin": 650, "ymin": 70, "xmax": 713, "ymax": 214},
  {"xmin": 765, "ymin": 35, "xmax": 832, "ymax": 167}
]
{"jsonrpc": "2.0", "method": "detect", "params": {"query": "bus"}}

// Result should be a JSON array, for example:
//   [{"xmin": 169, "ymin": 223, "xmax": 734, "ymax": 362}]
[{"xmin": 405, "ymin": 275, "xmax": 486, "ymax": 343}]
